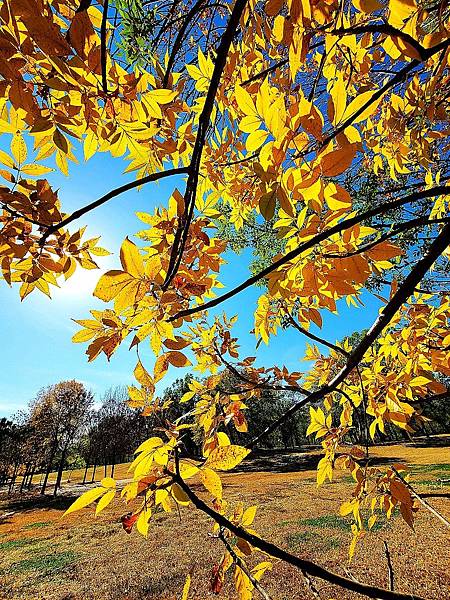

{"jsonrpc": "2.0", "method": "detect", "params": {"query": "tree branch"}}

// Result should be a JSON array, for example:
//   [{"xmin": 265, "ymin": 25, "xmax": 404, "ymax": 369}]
[
  {"xmin": 173, "ymin": 473, "xmax": 426, "ymax": 600},
  {"xmin": 169, "ymin": 185, "xmax": 450, "ymax": 322},
  {"xmin": 100, "ymin": 0, "xmax": 109, "ymax": 94},
  {"xmin": 391, "ymin": 467, "xmax": 450, "ymax": 529},
  {"xmin": 329, "ymin": 24, "xmax": 427, "ymax": 61},
  {"xmin": 163, "ymin": 0, "xmax": 249, "ymax": 288},
  {"xmin": 39, "ymin": 167, "xmax": 189, "ymax": 245},
  {"xmin": 285, "ymin": 311, "xmax": 349, "ymax": 358},
  {"xmin": 383, "ymin": 541, "xmax": 395, "ymax": 592},
  {"xmin": 163, "ymin": 0, "xmax": 207, "ymax": 88},
  {"xmin": 249, "ymin": 221, "xmax": 450, "ymax": 447}
]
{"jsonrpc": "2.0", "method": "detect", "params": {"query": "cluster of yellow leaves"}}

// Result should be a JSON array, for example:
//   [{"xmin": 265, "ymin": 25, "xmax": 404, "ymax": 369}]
[
  {"xmin": 1, "ymin": 0, "xmax": 450, "ymax": 581},
  {"xmin": 72, "ymin": 199, "xmax": 226, "ymax": 391},
  {"xmin": 301, "ymin": 293, "xmax": 450, "ymax": 555},
  {"xmin": 211, "ymin": 502, "xmax": 272, "ymax": 598}
]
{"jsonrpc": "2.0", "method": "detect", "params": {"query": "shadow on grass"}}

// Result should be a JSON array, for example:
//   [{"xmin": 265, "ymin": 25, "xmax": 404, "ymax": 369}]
[
  {"xmin": 238, "ymin": 452, "xmax": 321, "ymax": 473},
  {"xmin": 0, "ymin": 493, "xmax": 79, "ymax": 514},
  {"xmin": 235, "ymin": 453, "xmax": 406, "ymax": 474},
  {"xmin": 407, "ymin": 435, "xmax": 450, "ymax": 448}
]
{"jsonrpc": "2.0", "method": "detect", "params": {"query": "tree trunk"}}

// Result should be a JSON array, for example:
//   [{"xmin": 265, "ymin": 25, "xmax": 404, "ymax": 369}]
[
  {"xmin": 111, "ymin": 456, "xmax": 115, "ymax": 478},
  {"xmin": 8, "ymin": 463, "xmax": 18, "ymax": 494},
  {"xmin": 41, "ymin": 436, "xmax": 58, "ymax": 495},
  {"xmin": 20, "ymin": 463, "xmax": 30, "ymax": 493},
  {"xmin": 27, "ymin": 465, "xmax": 36, "ymax": 490},
  {"xmin": 91, "ymin": 462, "xmax": 97, "ymax": 483},
  {"xmin": 82, "ymin": 462, "xmax": 90, "ymax": 484},
  {"xmin": 53, "ymin": 448, "xmax": 67, "ymax": 497}
]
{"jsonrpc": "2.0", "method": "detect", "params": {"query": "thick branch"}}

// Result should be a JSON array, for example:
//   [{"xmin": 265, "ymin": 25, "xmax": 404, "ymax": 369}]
[
  {"xmin": 100, "ymin": 0, "xmax": 109, "ymax": 94},
  {"xmin": 173, "ymin": 474, "xmax": 426, "ymax": 600},
  {"xmin": 39, "ymin": 167, "xmax": 189, "ymax": 244},
  {"xmin": 163, "ymin": 0, "xmax": 249, "ymax": 288},
  {"xmin": 250, "ymin": 222, "xmax": 450, "ymax": 447},
  {"xmin": 169, "ymin": 185, "xmax": 450, "ymax": 322}
]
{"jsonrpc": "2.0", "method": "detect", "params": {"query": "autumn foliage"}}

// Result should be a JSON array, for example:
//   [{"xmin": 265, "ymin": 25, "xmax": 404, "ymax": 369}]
[{"xmin": 1, "ymin": 0, "xmax": 450, "ymax": 598}]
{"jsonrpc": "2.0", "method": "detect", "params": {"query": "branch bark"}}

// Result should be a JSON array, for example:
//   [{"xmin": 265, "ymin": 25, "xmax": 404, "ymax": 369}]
[
  {"xmin": 249, "ymin": 221, "xmax": 450, "ymax": 447},
  {"xmin": 163, "ymin": 0, "xmax": 249, "ymax": 288},
  {"xmin": 100, "ymin": 0, "xmax": 109, "ymax": 94},
  {"xmin": 173, "ymin": 473, "xmax": 426, "ymax": 600},
  {"xmin": 391, "ymin": 467, "xmax": 450, "ymax": 529},
  {"xmin": 169, "ymin": 185, "xmax": 450, "ymax": 322},
  {"xmin": 39, "ymin": 167, "xmax": 189, "ymax": 244}
]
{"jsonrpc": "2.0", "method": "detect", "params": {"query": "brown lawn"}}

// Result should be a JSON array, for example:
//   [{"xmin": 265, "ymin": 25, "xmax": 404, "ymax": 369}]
[{"xmin": 0, "ymin": 439, "xmax": 449, "ymax": 600}]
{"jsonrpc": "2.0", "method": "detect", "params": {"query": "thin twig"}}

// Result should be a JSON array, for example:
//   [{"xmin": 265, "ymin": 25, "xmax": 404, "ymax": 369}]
[
  {"xmin": 218, "ymin": 528, "xmax": 273, "ymax": 600},
  {"xmin": 172, "ymin": 472, "xmax": 426, "ymax": 600},
  {"xmin": 391, "ymin": 467, "xmax": 450, "ymax": 529},
  {"xmin": 301, "ymin": 569, "xmax": 322, "ymax": 599},
  {"xmin": 383, "ymin": 541, "xmax": 395, "ymax": 592},
  {"xmin": 39, "ymin": 167, "xmax": 189, "ymax": 244}
]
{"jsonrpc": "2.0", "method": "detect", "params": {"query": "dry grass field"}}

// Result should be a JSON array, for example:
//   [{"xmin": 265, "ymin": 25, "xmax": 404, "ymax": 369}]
[{"xmin": 0, "ymin": 440, "xmax": 449, "ymax": 600}]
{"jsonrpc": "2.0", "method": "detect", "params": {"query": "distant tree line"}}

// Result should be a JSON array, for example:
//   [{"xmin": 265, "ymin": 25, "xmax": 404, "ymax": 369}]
[{"xmin": 1, "ymin": 366, "xmax": 449, "ymax": 496}]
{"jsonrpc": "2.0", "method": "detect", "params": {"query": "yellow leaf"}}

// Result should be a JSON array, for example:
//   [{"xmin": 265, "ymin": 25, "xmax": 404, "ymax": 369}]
[
  {"xmin": 134, "ymin": 360, "xmax": 154, "ymax": 387},
  {"xmin": 72, "ymin": 329, "xmax": 97, "ymax": 343},
  {"xmin": 64, "ymin": 487, "xmax": 106, "ymax": 516},
  {"xmin": 339, "ymin": 501, "xmax": 354, "ymax": 516},
  {"xmin": 93, "ymin": 270, "xmax": 134, "ymax": 301},
  {"xmin": 200, "ymin": 467, "xmax": 223, "ymax": 499},
  {"xmin": 84, "ymin": 130, "xmax": 98, "ymax": 161},
  {"xmin": 353, "ymin": 0, "xmax": 383, "ymax": 12},
  {"xmin": 181, "ymin": 574, "xmax": 191, "ymax": 600},
  {"xmin": 205, "ymin": 445, "xmax": 250, "ymax": 471},
  {"xmin": 136, "ymin": 506, "xmax": 152, "ymax": 537},
  {"xmin": 11, "ymin": 134, "xmax": 27, "ymax": 164},
  {"xmin": 0, "ymin": 149, "xmax": 15, "ymax": 168},
  {"xmin": 342, "ymin": 91, "xmax": 383, "ymax": 125},
  {"xmin": 100, "ymin": 477, "xmax": 116, "ymax": 488},
  {"xmin": 134, "ymin": 436, "xmax": 163, "ymax": 455},
  {"xmin": 95, "ymin": 489, "xmax": 115, "ymax": 514},
  {"xmin": 242, "ymin": 505, "xmax": 257, "ymax": 526},
  {"xmin": 120, "ymin": 237, "xmax": 145, "ymax": 278},
  {"xmin": 154, "ymin": 353, "xmax": 169, "ymax": 383},
  {"xmin": 240, "ymin": 115, "xmax": 262, "ymax": 133},
  {"xmin": 246, "ymin": 128, "xmax": 269, "ymax": 152},
  {"xmin": 235, "ymin": 85, "xmax": 257, "ymax": 116},
  {"xmin": 147, "ymin": 88, "xmax": 178, "ymax": 104},
  {"xmin": 331, "ymin": 74, "xmax": 347, "ymax": 124},
  {"xmin": 410, "ymin": 376, "xmax": 432, "ymax": 387},
  {"xmin": 317, "ymin": 456, "xmax": 333, "ymax": 485},
  {"xmin": 20, "ymin": 164, "xmax": 54, "ymax": 176}
]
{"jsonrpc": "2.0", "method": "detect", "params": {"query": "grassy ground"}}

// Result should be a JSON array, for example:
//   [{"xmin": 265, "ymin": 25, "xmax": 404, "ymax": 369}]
[{"xmin": 0, "ymin": 439, "xmax": 449, "ymax": 600}]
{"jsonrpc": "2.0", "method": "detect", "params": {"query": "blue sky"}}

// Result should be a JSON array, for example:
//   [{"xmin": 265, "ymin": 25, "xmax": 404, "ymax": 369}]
[{"xmin": 0, "ymin": 152, "xmax": 381, "ymax": 418}]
